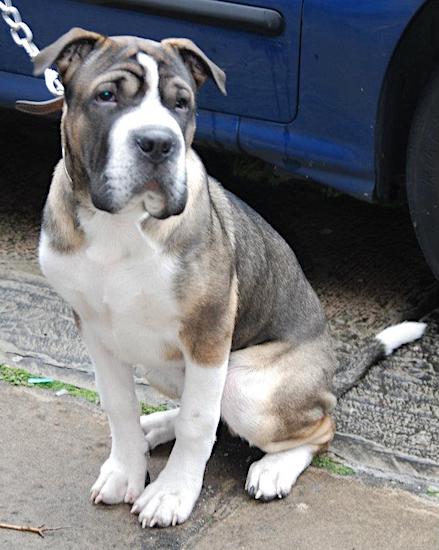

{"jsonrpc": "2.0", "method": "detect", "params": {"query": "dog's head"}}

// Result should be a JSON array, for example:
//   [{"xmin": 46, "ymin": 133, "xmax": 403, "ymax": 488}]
[{"xmin": 34, "ymin": 28, "xmax": 226, "ymax": 218}]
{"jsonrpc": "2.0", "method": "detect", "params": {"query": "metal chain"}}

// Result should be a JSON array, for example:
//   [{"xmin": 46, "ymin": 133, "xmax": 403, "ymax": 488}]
[
  {"xmin": 0, "ymin": 0, "xmax": 64, "ymax": 96},
  {"xmin": 0, "ymin": 0, "xmax": 38, "ymax": 57}
]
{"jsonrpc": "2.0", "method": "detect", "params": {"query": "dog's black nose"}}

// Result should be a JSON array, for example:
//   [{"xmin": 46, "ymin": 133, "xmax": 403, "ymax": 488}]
[{"xmin": 135, "ymin": 127, "xmax": 176, "ymax": 164}]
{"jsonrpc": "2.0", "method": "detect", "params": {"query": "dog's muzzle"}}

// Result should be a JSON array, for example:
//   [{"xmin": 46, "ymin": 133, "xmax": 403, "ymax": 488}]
[
  {"xmin": 90, "ymin": 125, "xmax": 187, "ymax": 217},
  {"xmin": 133, "ymin": 126, "xmax": 187, "ymax": 219}
]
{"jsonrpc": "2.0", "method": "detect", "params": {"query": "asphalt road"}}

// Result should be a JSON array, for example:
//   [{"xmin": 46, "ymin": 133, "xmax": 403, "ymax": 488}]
[{"xmin": 0, "ymin": 108, "xmax": 438, "ymax": 487}]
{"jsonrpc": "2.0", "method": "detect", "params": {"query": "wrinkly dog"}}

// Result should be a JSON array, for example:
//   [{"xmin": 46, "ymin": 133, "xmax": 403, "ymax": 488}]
[{"xmin": 28, "ymin": 28, "xmax": 425, "ymax": 528}]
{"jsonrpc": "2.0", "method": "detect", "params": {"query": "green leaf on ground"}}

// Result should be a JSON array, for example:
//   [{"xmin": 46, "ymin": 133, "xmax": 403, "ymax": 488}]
[
  {"xmin": 0, "ymin": 364, "xmax": 167, "ymax": 414},
  {"xmin": 426, "ymin": 487, "xmax": 439, "ymax": 498},
  {"xmin": 312, "ymin": 454, "xmax": 355, "ymax": 476}
]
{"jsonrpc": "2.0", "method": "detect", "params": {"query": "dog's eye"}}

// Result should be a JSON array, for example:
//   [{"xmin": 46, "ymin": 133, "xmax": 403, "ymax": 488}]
[
  {"xmin": 96, "ymin": 90, "xmax": 116, "ymax": 103},
  {"xmin": 175, "ymin": 97, "xmax": 189, "ymax": 111}
]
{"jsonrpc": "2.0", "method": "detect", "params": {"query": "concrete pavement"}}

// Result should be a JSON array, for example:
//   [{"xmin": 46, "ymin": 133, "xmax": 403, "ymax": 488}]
[{"xmin": 1, "ymin": 383, "xmax": 439, "ymax": 550}]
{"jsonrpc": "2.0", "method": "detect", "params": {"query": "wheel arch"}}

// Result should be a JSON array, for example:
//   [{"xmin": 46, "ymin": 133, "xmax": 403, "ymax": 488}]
[{"xmin": 375, "ymin": 0, "xmax": 439, "ymax": 203}]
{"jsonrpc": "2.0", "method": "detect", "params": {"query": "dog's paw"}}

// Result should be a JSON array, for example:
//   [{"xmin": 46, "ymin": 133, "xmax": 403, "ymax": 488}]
[
  {"xmin": 245, "ymin": 447, "xmax": 313, "ymax": 501},
  {"xmin": 140, "ymin": 409, "xmax": 178, "ymax": 451},
  {"xmin": 245, "ymin": 461, "xmax": 293, "ymax": 501},
  {"xmin": 131, "ymin": 475, "xmax": 200, "ymax": 527},
  {"xmin": 90, "ymin": 456, "xmax": 146, "ymax": 505}
]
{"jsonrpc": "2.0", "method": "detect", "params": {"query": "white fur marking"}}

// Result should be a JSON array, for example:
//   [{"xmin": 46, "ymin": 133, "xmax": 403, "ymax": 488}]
[
  {"xmin": 376, "ymin": 321, "xmax": 427, "ymax": 356},
  {"xmin": 137, "ymin": 52, "xmax": 160, "ymax": 94},
  {"xmin": 39, "ymin": 206, "xmax": 182, "ymax": 369}
]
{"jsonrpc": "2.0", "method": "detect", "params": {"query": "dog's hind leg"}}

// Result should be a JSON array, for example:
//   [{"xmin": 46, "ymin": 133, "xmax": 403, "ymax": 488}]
[{"xmin": 221, "ymin": 339, "xmax": 336, "ymax": 501}]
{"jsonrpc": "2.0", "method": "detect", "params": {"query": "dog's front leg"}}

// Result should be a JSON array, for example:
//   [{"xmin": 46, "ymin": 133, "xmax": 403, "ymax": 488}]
[
  {"xmin": 82, "ymin": 326, "xmax": 148, "ymax": 505},
  {"xmin": 132, "ymin": 354, "xmax": 228, "ymax": 528}
]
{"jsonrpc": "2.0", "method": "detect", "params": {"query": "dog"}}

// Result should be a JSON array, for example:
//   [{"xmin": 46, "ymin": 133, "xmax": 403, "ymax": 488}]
[{"xmin": 25, "ymin": 28, "xmax": 426, "ymax": 528}]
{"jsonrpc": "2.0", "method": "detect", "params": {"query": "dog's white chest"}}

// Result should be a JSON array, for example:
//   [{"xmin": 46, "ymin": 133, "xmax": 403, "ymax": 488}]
[{"xmin": 39, "ymin": 209, "xmax": 181, "ymax": 366}]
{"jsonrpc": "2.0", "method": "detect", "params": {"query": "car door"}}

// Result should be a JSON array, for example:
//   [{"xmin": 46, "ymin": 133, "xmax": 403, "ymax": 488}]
[{"xmin": 0, "ymin": 0, "xmax": 302, "ymax": 124}]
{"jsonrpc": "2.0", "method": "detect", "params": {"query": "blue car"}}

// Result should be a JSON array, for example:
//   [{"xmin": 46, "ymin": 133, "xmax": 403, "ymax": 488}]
[{"xmin": 1, "ymin": 1, "xmax": 438, "ymax": 277}]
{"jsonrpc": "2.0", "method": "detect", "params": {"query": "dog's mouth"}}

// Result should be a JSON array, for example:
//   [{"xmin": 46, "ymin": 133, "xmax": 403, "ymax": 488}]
[
  {"xmin": 141, "ymin": 178, "xmax": 187, "ymax": 219},
  {"xmin": 142, "ymin": 180, "xmax": 167, "ymax": 218}
]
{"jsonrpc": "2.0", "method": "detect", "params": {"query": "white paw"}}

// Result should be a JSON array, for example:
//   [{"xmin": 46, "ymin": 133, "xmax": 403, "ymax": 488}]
[
  {"xmin": 140, "ymin": 409, "xmax": 178, "ymax": 451},
  {"xmin": 245, "ymin": 460, "xmax": 294, "ymax": 501},
  {"xmin": 245, "ymin": 446, "xmax": 313, "ymax": 501},
  {"xmin": 144, "ymin": 427, "xmax": 175, "ymax": 451},
  {"xmin": 90, "ymin": 456, "xmax": 146, "ymax": 505},
  {"xmin": 131, "ymin": 475, "xmax": 200, "ymax": 527}
]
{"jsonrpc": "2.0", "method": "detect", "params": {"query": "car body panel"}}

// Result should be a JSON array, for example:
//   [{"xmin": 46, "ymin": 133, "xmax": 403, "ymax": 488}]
[
  {"xmin": 239, "ymin": 0, "xmax": 428, "ymax": 199},
  {"xmin": 0, "ymin": 0, "xmax": 430, "ymax": 200}
]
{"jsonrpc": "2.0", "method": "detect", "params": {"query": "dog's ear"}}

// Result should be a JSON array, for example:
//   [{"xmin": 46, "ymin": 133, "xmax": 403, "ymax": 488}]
[
  {"xmin": 162, "ymin": 38, "xmax": 226, "ymax": 95},
  {"xmin": 16, "ymin": 96, "xmax": 64, "ymax": 115},
  {"xmin": 33, "ymin": 28, "xmax": 104, "ymax": 82}
]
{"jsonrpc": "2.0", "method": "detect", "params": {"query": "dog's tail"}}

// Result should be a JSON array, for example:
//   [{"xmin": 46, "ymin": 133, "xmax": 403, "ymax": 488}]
[{"xmin": 334, "ymin": 321, "xmax": 427, "ymax": 398}]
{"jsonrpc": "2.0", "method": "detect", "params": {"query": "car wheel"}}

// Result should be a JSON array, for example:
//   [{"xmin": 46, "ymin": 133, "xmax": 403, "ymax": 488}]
[{"xmin": 407, "ymin": 68, "xmax": 439, "ymax": 280}]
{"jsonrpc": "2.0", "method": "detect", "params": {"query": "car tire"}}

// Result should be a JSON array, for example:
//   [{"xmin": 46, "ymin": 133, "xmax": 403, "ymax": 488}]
[{"xmin": 406, "ymin": 68, "xmax": 439, "ymax": 280}]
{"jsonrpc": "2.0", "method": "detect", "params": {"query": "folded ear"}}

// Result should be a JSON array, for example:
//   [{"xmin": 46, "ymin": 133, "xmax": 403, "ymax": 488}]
[
  {"xmin": 162, "ymin": 38, "xmax": 226, "ymax": 95},
  {"xmin": 33, "ymin": 27, "xmax": 104, "ymax": 82}
]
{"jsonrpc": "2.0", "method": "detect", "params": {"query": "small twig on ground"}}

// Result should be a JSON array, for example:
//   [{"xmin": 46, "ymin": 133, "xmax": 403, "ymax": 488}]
[{"xmin": 0, "ymin": 522, "xmax": 65, "ymax": 538}]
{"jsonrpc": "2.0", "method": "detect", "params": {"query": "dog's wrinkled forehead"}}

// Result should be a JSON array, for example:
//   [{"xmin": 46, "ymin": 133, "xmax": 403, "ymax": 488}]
[
  {"xmin": 68, "ymin": 36, "xmax": 195, "ymax": 101},
  {"xmin": 115, "ymin": 35, "xmax": 195, "ymax": 85},
  {"xmin": 32, "ymin": 29, "xmax": 226, "ymax": 113}
]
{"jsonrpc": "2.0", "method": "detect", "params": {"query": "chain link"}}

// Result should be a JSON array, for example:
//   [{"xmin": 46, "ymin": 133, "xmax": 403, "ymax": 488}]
[
  {"xmin": 0, "ymin": 0, "xmax": 64, "ymax": 96},
  {"xmin": 1, "ymin": 0, "xmax": 38, "ymax": 58}
]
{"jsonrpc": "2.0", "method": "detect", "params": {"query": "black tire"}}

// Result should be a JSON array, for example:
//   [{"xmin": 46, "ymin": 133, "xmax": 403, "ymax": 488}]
[{"xmin": 407, "ymin": 68, "xmax": 439, "ymax": 280}]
